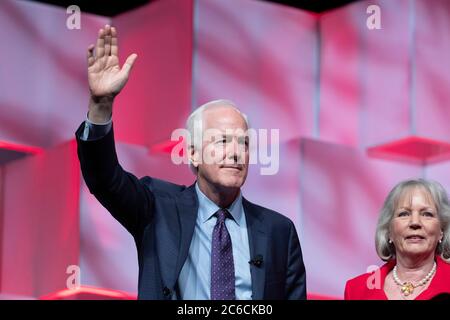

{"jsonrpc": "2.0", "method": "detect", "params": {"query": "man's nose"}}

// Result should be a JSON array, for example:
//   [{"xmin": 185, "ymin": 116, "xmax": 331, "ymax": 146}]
[
  {"xmin": 225, "ymin": 139, "xmax": 241, "ymax": 161},
  {"xmin": 225, "ymin": 138, "xmax": 236, "ymax": 153}
]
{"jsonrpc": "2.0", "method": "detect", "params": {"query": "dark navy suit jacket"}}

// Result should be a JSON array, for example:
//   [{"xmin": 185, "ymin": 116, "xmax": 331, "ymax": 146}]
[{"xmin": 76, "ymin": 123, "xmax": 306, "ymax": 300}]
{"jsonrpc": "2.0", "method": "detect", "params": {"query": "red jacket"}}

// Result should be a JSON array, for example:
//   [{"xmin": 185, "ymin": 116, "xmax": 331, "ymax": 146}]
[{"xmin": 345, "ymin": 256, "xmax": 450, "ymax": 300}]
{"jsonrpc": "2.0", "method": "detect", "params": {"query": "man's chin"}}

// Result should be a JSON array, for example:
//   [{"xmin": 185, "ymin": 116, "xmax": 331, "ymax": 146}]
[{"xmin": 217, "ymin": 178, "xmax": 244, "ymax": 189}]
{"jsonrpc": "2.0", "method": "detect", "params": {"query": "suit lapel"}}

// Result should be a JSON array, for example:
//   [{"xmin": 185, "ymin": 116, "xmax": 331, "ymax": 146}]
[
  {"xmin": 170, "ymin": 188, "xmax": 269, "ymax": 299},
  {"xmin": 173, "ymin": 183, "xmax": 199, "ymax": 287},
  {"xmin": 243, "ymin": 198, "xmax": 268, "ymax": 300}
]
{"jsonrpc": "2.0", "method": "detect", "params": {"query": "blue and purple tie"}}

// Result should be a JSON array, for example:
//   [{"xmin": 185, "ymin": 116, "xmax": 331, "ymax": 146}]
[{"xmin": 210, "ymin": 208, "xmax": 236, "ymax": 300}]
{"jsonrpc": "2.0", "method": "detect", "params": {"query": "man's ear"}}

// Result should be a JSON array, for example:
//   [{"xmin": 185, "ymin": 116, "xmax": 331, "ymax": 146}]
[{"xmin": 189, "ymin": 145, "xmax": 200, "ymax": 169}]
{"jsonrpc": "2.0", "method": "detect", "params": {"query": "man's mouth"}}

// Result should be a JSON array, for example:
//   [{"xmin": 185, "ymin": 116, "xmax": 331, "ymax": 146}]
[{"xmin": 220, "ymin": 165, "xmax": 243, "ymax": 171}]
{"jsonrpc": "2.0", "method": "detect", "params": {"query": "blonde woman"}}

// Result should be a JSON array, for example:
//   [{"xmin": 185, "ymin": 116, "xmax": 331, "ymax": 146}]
[{"xmin": 345, "ymin": 179, "xmax": 450, "ymax": 300}]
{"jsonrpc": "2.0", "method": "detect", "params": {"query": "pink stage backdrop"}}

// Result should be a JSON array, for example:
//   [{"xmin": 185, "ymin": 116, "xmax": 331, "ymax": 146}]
[
  {"xmin": 194, "ymin": 0, "xmax": 317, "ymax": 144},
  {"xmin": 112, "ymin": 0, "xmax": 194, "ymax": 148},
  {"xmin": 1, "ymin": 141, "xmax": 80, "ymax": 297},
  {"xmin": 0, "ymin": 0, "xmax": 109, "ymax": 149}
]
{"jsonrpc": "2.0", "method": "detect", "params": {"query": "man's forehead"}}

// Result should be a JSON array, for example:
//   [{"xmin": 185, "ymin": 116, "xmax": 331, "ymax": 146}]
[
  {"xmin": 200, "ymin": 105, "xmax": 247, "ymax": 134},
  {"xmin": 203, "ymin": 128, "xmax": 249, "ymax": 137}
]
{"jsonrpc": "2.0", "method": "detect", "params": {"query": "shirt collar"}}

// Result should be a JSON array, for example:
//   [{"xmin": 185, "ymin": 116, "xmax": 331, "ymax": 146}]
[{"xmin": 195, "ymin": 182, "xmax": 244, "ymax": 226}]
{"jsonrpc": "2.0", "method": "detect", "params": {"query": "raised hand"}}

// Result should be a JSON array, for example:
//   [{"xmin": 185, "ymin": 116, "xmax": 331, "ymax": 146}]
[{"xmin": 87, "ymin": 25, "xmax": 137, "ymax": 122}]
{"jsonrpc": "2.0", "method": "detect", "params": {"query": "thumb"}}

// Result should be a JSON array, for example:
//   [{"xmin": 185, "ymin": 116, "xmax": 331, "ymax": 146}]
[{"xmin": 121, "ymin": 53, "xmax": 138, "ymax": 77}]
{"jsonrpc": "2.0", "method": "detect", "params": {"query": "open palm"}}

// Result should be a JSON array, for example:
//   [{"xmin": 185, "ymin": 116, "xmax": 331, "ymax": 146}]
[{"xmin": 87, "ymin": 25, "xmax": 137, "ymax": 98}]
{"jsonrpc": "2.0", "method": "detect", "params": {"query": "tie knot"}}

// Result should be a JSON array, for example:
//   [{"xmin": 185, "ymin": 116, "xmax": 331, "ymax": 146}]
[{"xmin": 215, "ymin": 209, "xmax": 230, "ymax": 223}]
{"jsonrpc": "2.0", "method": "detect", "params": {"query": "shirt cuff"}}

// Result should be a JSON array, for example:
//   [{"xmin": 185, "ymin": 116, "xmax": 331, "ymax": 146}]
[{"xmin": 81, "ymin": 117, "xmax": 112, "ymax": 141}]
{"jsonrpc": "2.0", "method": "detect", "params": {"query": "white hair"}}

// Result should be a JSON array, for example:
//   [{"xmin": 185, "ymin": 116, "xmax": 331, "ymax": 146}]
[
  {"xmin": 185, "ymin": 99, "xmax": 249, "ymax": 173},
  {"xmin": 375, "ymin": 179, "xmax": 450, "ymax": 262}
]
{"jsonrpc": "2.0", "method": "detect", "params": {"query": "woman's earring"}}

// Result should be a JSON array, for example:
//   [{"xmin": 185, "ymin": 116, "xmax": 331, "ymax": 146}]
[
  {"xmin": 388, "ymin": 239, "xmax": 393, "ymax": 244},
  {"xmin": 439, "ymin": 239, "xmax": 443, "ymax": 244}
]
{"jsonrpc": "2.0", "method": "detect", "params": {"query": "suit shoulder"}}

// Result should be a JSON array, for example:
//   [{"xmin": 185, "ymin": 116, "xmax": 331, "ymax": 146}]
[
  {"xmin": 344, "ymin": 261, "xmax": 392, "ymax": 300},
  {"xmin": 436, "ymin": 256, "xmax": 450, "ymax": 280},
  {"xmin": 344, "ymin": 271, "xmax": 372, "ymax": 300},
  {"xmin": 245, "ymin": 199, "xmax": 294, "ymax": 227},
  {"xmin": 140, "ymin": 176, "xmax": 187, "ymax": 196},
  {"xmin": 346, "ymin": 271, "xmax": 371, "ymax": 287}
]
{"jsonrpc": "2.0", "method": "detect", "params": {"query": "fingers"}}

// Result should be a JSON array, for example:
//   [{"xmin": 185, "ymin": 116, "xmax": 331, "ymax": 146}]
[
  {"xmin": 95, "ymin": 27, "xmax": 105, "ymax": 58},
  {"xmin": 120, "ymin": 53, "xmax": 138, "ymax": 78},
  {"xmin": 87, "ymin": 44, "xmax": 95, "ymax": 67},
  {"xmin": 111, "ymin": 26, "xmax": 118, "ymax": 56},
  {"xmin": 104, "ymin": 25, "xmax": 111, "ymax": 57},
  {"xmin": 94, "ymin": 24, "xmax": 117, "ymax": 59}
]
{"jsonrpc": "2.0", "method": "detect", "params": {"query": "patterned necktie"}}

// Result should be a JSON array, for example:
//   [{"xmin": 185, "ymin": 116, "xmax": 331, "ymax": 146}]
[{"xmin": 210, "ymin": 208, "xmax": 236, "ymax": 300}]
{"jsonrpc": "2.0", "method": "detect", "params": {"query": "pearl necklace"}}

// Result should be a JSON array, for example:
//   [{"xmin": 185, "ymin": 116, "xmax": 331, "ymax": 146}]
[{"xmin": 392, "ymin": 261, "xmax": 436, "ymax": 297}]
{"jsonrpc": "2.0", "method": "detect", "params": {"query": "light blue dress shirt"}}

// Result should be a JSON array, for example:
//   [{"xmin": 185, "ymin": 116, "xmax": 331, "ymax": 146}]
[
  {"xmin": 177, "ymin": 183, "xmax": 253, "ymax": 300},
  {"xmin": 82, "ymin": 120, "xmax": 253, "ymax": 300}
]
